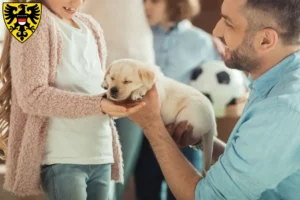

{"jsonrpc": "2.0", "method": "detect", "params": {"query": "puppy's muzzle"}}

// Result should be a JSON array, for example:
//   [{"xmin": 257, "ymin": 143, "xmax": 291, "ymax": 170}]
[{"xmin": 110, "ymin": 87, "xmax": 119, "ymax": 98}]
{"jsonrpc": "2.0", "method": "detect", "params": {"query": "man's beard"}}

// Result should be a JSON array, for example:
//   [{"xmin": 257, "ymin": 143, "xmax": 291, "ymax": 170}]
[{"xmin": 225, "ymin": 35, "xmax": 260, "ymax": 73}]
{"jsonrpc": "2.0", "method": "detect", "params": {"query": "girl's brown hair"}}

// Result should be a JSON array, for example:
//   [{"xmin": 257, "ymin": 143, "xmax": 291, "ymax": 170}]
[
  {"xmin": 166, "ymin": 0, "xmax": 200, "ymax": 23},
  {"xmin": 0, "ymin": 0, "xmax": 28, "ymax": 160}
]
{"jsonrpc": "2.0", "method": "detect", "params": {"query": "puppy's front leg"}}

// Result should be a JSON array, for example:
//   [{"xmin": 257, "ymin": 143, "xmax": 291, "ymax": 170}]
[{"xmin": 131, "ymin": 86, "xmax": 148, "ymax": 101}]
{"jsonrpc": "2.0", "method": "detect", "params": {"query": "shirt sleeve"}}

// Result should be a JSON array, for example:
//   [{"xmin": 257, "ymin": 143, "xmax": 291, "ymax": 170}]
[{"xmin": 195, "ymin": 106, "xmax": 300, "ymax": 200}]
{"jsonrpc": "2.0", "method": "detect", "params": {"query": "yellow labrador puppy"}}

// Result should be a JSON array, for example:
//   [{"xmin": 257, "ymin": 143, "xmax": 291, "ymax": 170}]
[{"xmin": 102, "ymin": 59, "xmax": 217, "ymax": 174}]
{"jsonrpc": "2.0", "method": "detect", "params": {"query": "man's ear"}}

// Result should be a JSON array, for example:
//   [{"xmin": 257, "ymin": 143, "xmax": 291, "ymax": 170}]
[
  {"xmin": 138, "ymin": 68, "xmax": 156, "ymax": 89},
  {"xmin": 255, "ymin": 28, "xmax": 278, "ymax": 52},
  {"xmin": 101, "ymin": 65, "xmax": 112, "ymax": 90}
]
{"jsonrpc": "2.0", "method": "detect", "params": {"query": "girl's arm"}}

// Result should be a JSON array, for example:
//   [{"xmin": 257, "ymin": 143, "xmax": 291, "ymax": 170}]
[{"xmin": 10, "ymin": 18, "xmax": 106, "ymax": 118}]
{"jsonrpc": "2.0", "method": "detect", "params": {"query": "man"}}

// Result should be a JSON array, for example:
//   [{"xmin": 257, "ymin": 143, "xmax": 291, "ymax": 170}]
[{"xmin": 128, "ymin": 0, "xmax": 300, "ymax": 199}]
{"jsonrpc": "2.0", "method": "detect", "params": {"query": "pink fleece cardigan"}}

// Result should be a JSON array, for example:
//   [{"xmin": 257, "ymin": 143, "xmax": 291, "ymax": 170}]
[{"xmin": 3, "ymin": 6, "xmax": 123, "ymax": 196}]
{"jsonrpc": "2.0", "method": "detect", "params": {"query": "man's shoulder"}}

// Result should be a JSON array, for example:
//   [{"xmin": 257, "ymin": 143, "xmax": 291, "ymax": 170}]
[{"xmin": 268, "ymin": 67, "xmax": 300, "ymax": 112}]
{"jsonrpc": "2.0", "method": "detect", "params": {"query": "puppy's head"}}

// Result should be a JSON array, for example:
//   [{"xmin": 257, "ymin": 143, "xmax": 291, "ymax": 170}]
[{"xmin": 102, "ymin": 59, "xmax": 156, "ymax": 101}]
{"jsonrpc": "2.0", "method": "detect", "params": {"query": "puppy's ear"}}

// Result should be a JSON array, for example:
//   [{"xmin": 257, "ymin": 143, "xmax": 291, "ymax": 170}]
[
  {"xmin": 138, "ymin": 68, "xmax": 156, "ymax": 89},
  {"xmin": 102, "ymin": 65, "xmax": 112, "ymax": 90},
  {"xmin": 101, "ymin": 80, "xmax": 109, "ymax": 90}
]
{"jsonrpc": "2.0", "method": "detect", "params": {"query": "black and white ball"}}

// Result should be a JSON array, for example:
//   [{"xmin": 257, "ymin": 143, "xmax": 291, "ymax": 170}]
[{"xmin": 190, "ymin": 60, "xmax": 248, "ymax": 117}]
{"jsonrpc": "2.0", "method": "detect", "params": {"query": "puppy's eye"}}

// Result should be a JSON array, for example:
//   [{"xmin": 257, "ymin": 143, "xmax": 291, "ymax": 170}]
[
  {"xmin": 123, "ymin": 80, "xmax": 132, "ymax": 84},
  {"xmin": 110, "ymin": 77, "xmax": 115, "ymax": 81}
]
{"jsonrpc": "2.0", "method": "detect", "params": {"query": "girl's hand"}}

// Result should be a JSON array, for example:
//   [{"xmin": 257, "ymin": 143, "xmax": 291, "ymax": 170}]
[{"xmin": 100, "ymin": 98, "xmax": 146, "ymax": 118}]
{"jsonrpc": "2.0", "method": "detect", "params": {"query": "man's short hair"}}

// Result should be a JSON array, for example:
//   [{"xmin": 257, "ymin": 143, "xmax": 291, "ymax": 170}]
[
  {"xmin": 245, "ymin": 0, "xmax": 300, "ymax": 45},
  {"xmin": 166, "ymin": 0, "xmax": 200, "ymax": 23}
]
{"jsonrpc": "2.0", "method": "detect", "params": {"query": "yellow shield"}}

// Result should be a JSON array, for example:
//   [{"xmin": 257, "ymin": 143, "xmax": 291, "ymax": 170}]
[{"xmin": 2, "ymin": 3, "xmax": 42, "ymax": 43}]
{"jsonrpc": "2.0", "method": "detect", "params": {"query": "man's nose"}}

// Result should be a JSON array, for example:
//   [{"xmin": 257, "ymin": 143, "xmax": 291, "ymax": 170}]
[{"xmin": 212, "ymin": 19, "xmax": 223, "ymax": 38}]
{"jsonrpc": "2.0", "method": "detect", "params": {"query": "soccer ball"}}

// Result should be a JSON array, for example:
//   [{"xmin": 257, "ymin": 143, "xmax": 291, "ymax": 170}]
[{"xmin": 190, "ymin": 60, "xmax": 248, "ymax": 117}]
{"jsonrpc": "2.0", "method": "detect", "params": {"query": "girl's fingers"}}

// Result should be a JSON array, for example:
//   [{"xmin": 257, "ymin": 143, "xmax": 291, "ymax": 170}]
[
  {"xmin": 107, "ymin": 102, "xmax": 146, "ymax": 118},
  {"xmin": 108, "ymin": 105, "xmax": 127, "ymax": 113},
  {"xmin": 110, "ymin": 102, "xmax": 144, "ymax": 113}
]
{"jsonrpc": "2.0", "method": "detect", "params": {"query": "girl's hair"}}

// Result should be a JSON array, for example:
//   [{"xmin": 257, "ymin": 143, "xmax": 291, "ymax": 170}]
[
  {"xmin": 166, "ymin": 0, "xmax": 200, "ymax": 23},
  {"xmin": 0, "ymin": 0, "xmax": 29, "ymax": 160}
]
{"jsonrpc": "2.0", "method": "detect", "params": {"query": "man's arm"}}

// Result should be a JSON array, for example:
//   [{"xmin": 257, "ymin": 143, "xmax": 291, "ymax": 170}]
[
  {"xmin": 144, "ymin": 105, "xmax": 300, "ymax": 200},
  {"xmin": 127, "ymin": 85, "xmax": 226, "ymax": 199},
  {"xmin": 143, "ymin": 120, "xmax": 203, "ymax": 200},
  {"xmin": 167, "ymin": 122, "xmax": 226, "ymax": 162},
  {"xmin": 141, "ymin": 120, "xmax": 226, "ymax": 200},
  {"xmin": 129, "ymin": 85, "xmax": 300, "ymax": 200}
]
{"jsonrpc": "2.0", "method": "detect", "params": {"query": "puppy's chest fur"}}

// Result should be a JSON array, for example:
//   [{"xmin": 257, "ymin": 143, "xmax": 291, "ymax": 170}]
[
  {"xmin": 160, "ymin": 98, "xmax": 184, "ymax": 124},
  {"xmin": 156, "ymin": 77, "xmax": 190, "ymax": 125}
]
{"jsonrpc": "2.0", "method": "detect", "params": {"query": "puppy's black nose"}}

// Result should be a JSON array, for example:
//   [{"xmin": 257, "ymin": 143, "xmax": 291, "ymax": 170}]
[{"xmin": 110, "ymin": 87, "xmax": 119, "ymax": 98}]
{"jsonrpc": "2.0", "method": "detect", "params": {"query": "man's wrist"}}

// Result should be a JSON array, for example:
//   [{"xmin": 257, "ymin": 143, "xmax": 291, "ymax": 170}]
[{"xmin": 143, "ymin": 118, "xmax": 165, "ymax": 135}]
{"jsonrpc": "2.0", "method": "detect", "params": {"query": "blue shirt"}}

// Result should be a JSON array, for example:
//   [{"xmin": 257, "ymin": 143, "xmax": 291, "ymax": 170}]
[
  {"xmin": 152, "ymin": 20, "xmax": 220, "ymax": 84},
  {"xmin": 196, "ymin": 51, "xmax": 300, "ymax": 200}
]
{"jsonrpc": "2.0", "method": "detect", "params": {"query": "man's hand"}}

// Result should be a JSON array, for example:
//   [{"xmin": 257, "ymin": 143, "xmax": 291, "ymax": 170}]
[
  {"xmin": 166, "ymin": 122, "xmax": 203, "ymax": 148},
  {"xmin": 128, "ymin": 84, "xmax": 163, "ymax": 131},
  {"xmin": 100, "ymin": 98, "xmax": 146, "ymax": 118}
]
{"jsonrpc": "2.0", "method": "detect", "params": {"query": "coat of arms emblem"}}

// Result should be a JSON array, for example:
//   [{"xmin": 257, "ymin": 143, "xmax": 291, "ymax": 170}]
[{"xmin": 2, "ymin": 3, "xmax": 42, "ymax": 43}]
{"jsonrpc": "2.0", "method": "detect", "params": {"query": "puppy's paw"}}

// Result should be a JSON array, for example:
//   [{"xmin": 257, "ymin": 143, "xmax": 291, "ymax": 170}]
[
  {"xmin": 131, "ymin": 87, "xmax": 148, "ymax": 101},
  {"xmin": 131, "ymin": 92, "xmax": 145, "ymax": 101}
]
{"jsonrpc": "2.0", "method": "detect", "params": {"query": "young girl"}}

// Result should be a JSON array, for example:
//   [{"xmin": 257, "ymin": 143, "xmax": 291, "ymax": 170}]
[
  {"xmin": 0, "ymin": 0, "xmax": 144, "ymax": 199},
  {"xmin": 135, "ymin": 0, "xmax": 221, "ymax": 199}
]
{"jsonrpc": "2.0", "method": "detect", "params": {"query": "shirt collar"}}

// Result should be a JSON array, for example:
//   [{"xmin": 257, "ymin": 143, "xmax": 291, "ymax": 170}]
[
  {"xmin": 248, "ymin": 50, "xmax": 300, "ymax": 96},
  {"xmin": 152, "ymin": 20, "xmax": 191, "ymax": 34},
  {"xmin": 175, "ymin": 20, "xmax": 191, "ymax": 32}
]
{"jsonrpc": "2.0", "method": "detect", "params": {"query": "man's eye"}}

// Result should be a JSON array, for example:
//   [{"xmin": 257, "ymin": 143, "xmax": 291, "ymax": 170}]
[
  {"xmin": 111, "ymin": 77, "xmax": 114, "ymax": 81},
  {"xmin": 224, "ymin": 21, "xmax": 233, "ymax": 28},
  {"xmin": 124, "ymin": 80, "xmax": 132, "ymax": 84}
]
